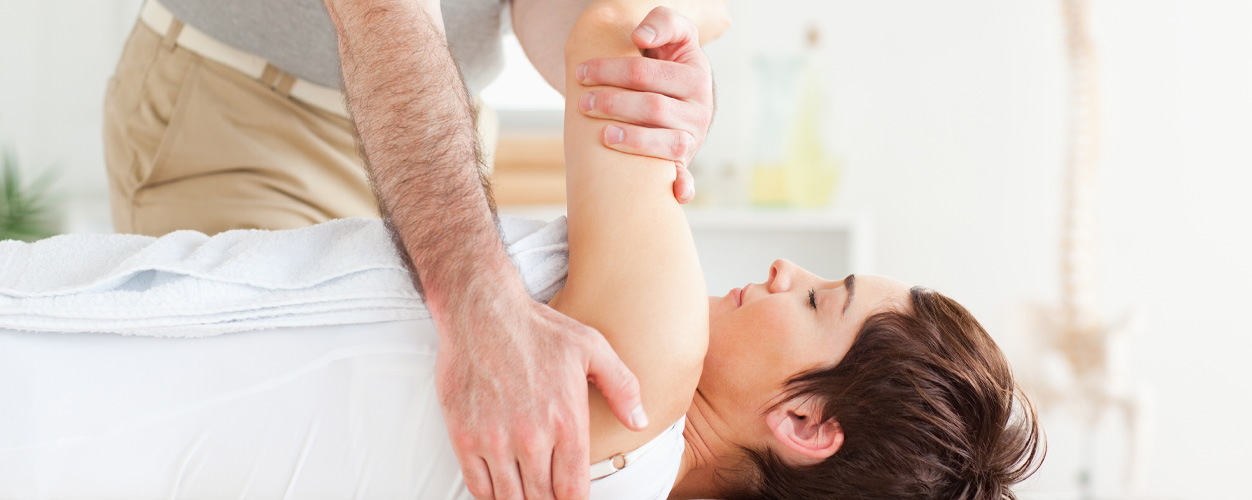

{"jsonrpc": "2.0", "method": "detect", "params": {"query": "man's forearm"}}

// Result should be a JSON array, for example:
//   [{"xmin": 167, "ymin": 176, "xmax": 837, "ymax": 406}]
[{"xmin": 327, "ymin": 0, "xmax": 523, "ymax": 322}]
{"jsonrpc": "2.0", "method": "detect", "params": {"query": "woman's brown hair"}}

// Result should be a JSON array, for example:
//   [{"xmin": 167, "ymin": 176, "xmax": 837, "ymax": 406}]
[{"xmin": 730, "ymin": 287, "xmax": 1044, "ymax": 500}]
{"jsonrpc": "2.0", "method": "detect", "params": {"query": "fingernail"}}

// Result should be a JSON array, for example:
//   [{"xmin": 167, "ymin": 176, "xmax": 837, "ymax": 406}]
[
  {"xmin": 630, "ymin": 404, "xmax": 649, "ymax": 429},
  {"xmin": 683, "ymin": 185, "xmax": 694, "ymax": 201},
  {"xmin": 579, "ymin": 92, "xmax": 595, "ymax": 112},
  {"xmin": 636, "ymin": 25, "xmax": 657, "ymax": 44},
  {"xmin": 577, "ymin": 63, "xmax": 587, "ymax": 82},
  {"xmin": 605, "ymin": 125, "xmax": 624, "ymax": 145}
]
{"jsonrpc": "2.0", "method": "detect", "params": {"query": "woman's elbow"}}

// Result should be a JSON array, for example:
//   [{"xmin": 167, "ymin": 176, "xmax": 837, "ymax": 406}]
[{"xmin": 564, "ymin": 3, "xmax": 644, "ymax": 64}]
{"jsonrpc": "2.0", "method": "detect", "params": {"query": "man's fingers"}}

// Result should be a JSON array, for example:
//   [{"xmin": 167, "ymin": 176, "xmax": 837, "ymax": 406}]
[
  {"xmin": 578, "ymin": 89, "xmax": 708, "ymax": 133},
  {"xmin": 674, "ymin": 164, "xmax": 695, "ymax": 204},
  {"xmin": 575, "ymin": 5, "xmax": 713, "ymax": 171},
  {"xmin": 577, "ymin": 57, "xmax": 707, "ymax": 100},
  {"xmin": 486, "ymin": 453, "xmax": 525, "ymax": 500},
  {"xmin": 518, "ymin": 435, "xmax": 557, "ymax": 500},
  {"xmin": 631, "ymin": 6, "xmax": 699, "ymax": 53},
  {"xmin": 601, "ymin": 123, "xmax": 698, "ymax": 167},
  {"xmin": 459, "ymin": 454, "xmax": 495, "ymax": 500},
  {"xmin": 551, "ymin": 405, "xmax": 591, "ymax": 500},
  {"xmin": 585, "ymin": 336, "xmax": 647, "ymax": 431}
]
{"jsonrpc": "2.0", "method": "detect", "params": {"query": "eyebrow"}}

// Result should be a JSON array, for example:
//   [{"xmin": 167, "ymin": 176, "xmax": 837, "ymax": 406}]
[{"xmin": 842, "ymin": 274, "xmax": 856, "ymax": 314}]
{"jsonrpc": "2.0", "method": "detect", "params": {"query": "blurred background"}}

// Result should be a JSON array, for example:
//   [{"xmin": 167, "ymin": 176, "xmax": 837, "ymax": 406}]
[{"xmin": 2, "ymin": 1, "xmax": 1250, "ymax": 498}]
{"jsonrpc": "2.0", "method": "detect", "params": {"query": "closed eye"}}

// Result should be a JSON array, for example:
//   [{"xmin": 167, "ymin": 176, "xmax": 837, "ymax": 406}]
[{"xmin": 808, "ymin": 289, "xmax": 817, "ymax": 310}]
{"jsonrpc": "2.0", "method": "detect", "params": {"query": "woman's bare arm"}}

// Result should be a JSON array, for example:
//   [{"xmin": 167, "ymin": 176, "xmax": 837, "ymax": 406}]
[{"xmin": 548, "ymin": 3, "xmax": 710, "ymax": 462}]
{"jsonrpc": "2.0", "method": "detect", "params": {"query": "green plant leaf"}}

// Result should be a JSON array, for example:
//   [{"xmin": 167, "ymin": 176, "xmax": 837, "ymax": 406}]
[{"xmin": 0, "ymin": 145, "xmax": 61, "ymax": 242}]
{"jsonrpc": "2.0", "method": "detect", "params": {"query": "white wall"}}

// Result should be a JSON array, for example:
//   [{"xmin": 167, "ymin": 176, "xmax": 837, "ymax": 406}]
[
  {"xmin": 698, "ymin": 1, "xmax": 1252, "ymax": 498},
  {"xmin": 2, "ymin": 0, "xmax": 1250, "ymax": 498},
  {"xmin": 0, "ymin": 0, "xmax": 141, "ymax": 198}
]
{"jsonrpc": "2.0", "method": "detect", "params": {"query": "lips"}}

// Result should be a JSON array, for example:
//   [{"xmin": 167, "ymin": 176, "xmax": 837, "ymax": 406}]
[{"xmin": 736, "ymin": 286, "xmax": 744, "ymax": 307}]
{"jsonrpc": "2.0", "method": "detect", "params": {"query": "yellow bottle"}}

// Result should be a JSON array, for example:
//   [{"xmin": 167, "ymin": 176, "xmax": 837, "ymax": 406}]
[
  {"xmin": 751, "ymin": 162, "xmax": 789, "ymax": 206},
  {"xmin": 785, "ymin": 26, "xmax": 840, "ymax": 208},
  {"xmin": 751, "ymin": 56, "xmax": 801, "ymax": 207}
]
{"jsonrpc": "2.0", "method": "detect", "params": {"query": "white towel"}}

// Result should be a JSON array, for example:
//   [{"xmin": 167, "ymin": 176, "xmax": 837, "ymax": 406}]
[{"xmin": 0, "ymin": 216, "xmax": 569, "ymax": 337}]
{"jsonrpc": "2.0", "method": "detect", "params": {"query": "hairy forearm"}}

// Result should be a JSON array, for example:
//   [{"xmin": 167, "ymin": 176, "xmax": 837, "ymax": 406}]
[{"xmin": 327, "ymin": 0, "xmax": 524, "ymax": 324}]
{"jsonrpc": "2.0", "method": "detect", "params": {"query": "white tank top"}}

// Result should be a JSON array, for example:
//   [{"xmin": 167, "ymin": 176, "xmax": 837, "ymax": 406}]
[{"xmin": 589, "ymin": 417, "xmax": 687, "ymax": 499}]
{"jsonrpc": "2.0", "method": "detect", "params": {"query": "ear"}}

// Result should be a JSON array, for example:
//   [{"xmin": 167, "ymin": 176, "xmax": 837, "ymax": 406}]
[{"xmin": 765, "ymin": 398, "xmax": 844, "ymax": 463}]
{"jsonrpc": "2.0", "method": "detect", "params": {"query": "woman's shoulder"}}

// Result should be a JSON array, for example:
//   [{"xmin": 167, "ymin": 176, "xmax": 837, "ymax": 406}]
[{"xmin": 580, "ymin": 315, "xmax": 704, "ymax": 464}]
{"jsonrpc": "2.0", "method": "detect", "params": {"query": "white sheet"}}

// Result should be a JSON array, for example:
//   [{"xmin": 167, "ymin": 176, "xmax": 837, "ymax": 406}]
[
  {"xmin": 0, "ymin": 320, "xmax": 473, "ymax": 499},
  {"xmin": 0, "ymin": 216, "xmax": 569, "ymax": 499}
]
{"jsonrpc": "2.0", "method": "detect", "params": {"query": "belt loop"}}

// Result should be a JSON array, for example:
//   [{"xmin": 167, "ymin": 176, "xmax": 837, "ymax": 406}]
[
  {"xmin": 274, "ymin": 74, "xmax": 297, "ymax": 97},
  {"xmin": 260, "ymin": 64, "xmax": 281, "ymax": 88},
  {"xmin": 162, "ymin": 18, "xmax": 184, "ymax": 50},
  {"xmin": 261, "ymin": 64, "xmax": 297, "ymax": 98}
]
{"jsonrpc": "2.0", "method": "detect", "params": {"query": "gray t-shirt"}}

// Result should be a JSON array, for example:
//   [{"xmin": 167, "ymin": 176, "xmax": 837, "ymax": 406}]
[{"xmin": 160, "ymin": 0, "xmax": 507, "ymax": 94}]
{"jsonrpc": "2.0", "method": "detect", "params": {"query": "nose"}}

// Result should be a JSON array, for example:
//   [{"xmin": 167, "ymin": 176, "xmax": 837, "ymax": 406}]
[{"xmin": 766, "ymin": 259, "xmax": 797, "ymax": 294}]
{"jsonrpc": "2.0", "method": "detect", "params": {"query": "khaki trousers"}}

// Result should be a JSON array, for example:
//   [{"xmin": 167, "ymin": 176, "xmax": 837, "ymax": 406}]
[
  {"xmin": 104, "ymin": 17, "xmax": 501, "ymax": 237},
  {"xmin": 104, "ymin": 21, "xmax": 378, "ymax": 236}
]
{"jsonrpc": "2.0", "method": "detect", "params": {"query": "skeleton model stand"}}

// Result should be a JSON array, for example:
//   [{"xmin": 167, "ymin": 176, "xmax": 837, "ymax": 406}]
[{"xmin": 1027, "ymin": 0, "xmax": 1149, "ymax": 497}]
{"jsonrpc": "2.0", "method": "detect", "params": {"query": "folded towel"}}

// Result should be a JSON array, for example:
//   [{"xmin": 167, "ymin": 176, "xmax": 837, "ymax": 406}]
[{"xmin": 0, "ymin": 216, "xmax": 569, "ymax": 337}]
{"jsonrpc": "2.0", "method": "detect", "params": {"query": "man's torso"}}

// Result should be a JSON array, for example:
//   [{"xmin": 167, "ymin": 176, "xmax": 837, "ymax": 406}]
[{"xmin": 160, "ymin": 0, "xmax": 508, "ymax": 93}]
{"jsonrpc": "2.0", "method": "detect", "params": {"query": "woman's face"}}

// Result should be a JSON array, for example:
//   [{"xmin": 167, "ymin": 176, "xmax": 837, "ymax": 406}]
[{"xmin": 700, "ymin": 259, "xmax": 911, "ymax": 418}]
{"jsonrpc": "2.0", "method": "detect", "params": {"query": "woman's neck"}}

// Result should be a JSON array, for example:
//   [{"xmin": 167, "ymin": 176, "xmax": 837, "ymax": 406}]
[{"xmin": 670, "ymin": 389, "xmax": 737, "ymax": 499}]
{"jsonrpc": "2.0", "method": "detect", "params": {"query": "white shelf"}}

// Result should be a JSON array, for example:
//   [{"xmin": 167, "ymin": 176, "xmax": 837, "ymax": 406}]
[
  {"xmin": 61, "ymin": 198, "xmax": 873, "ymax": 297},
  {"xmin": 686, "ymin": 207, "xmax": 872, "ymax": 294},
  {"xmin": 500, "ymin": 205, "xmax": 867, "ymax": 230},
  {"xmin": 499, "ymin": 205, "xmax": 873, "ymax": 295},
  {"xmin": 684, "ymin": 207, "xmax": 864, "ymax": 230}
]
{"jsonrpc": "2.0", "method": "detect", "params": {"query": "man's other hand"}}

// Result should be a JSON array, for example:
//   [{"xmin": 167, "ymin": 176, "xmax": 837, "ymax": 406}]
[
  {"xmin": 437, "ymin": 290, "xmax": 645, "ymax": 500},
  {"xmin": 575, "ymin": 6, "xmax": 715, "ymax": 204}
]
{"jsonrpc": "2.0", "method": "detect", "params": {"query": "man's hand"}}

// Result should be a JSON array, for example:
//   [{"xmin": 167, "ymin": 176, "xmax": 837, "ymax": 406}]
[
  {"xmin": 438, "ymin": 287, "xmax": 646, "ymax": 500},
  {"xmin": 574, "ymin": 7, "xmax": 715, "ymax": 204}
]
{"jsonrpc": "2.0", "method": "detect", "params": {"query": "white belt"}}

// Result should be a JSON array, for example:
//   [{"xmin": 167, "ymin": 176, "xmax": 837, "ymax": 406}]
[{"xmin": 138, "ymin": 0, "xmax": 350, "ymax": 119}]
